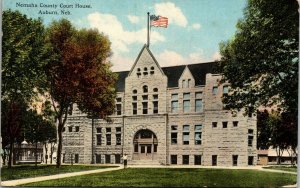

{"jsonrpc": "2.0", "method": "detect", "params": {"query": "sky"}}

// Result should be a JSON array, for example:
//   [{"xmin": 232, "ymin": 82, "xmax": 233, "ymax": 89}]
[{"xmin": 3, "ymin": 0, "xmax": 247, "ymax": 72}]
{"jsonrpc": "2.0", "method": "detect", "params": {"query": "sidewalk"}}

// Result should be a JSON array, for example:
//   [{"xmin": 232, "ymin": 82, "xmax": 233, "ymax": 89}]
[{"xmin": 1, "ymin": 165, "xmax": 123, "ymax": 186}]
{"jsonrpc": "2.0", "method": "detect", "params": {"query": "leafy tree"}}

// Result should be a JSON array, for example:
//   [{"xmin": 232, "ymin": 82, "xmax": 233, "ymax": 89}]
[
  {"xmin": 2, "ymin": 10, "xmax": 48, "ymax": 168},
  {"xmin": 219, "ymin": 0, "xmax": 298, "ymax": 116},
  {"xmin": 45, "ymin": 19, "xmax": 117, "ymax": 168}
]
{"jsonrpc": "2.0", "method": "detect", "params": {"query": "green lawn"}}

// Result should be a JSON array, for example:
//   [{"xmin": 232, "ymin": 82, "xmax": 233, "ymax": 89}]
[
  {"xmin": 263, "ymin": 166, "xmax": 297, "ymax": 173},
  {"xmin": 1, "ymin": 164, "xmax": 116, "ymax": 181},
  {"xmin": 23, "ymin": 168, "xmax": 297, "ymax": 187}
]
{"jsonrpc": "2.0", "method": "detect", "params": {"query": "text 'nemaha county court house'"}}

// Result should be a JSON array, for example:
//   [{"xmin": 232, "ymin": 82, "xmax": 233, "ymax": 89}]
[{"xmin": 62, "ymin": 45, "xmax": 257, "ymax": 166}]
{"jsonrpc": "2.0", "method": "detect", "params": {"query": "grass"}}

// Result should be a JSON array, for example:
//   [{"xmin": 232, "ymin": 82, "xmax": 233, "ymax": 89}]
[
  {"xmin": 22, "ymin": 168, "xmax": 297, "ymax": 187},
  {"xmin": 263, "ymin": 165, "xmax": 297, "ymax": 173},
  {"xmin": 1, "ymin": 164, "xmax": 117, "ymax": 181}
]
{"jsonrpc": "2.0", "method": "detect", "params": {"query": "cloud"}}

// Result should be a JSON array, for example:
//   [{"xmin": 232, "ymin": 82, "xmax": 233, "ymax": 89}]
[
  {"xmin": 87, "ymin": 12, "xmax": 165, "ymax": 53},
  {"xmin": 156, "ymin": 50, "xmax": 209, "ymax": 67},
  {"xmin": 110, "ymin": 55, "xmax": 134, "ymax": 72},
  {"xmin": 191, "ymin": 23, "xmax": 201, "ymax": 30},
  {"xmin": 212, "ymin": 51, "xmax": 222, "ymax": 61},
  {"xmin": 154, "ymin": 2, "xmax": 188, "ymax": 27},
  {"xmin": 127, "ymin": 15, "xmax": 140, "ymax": 24}
]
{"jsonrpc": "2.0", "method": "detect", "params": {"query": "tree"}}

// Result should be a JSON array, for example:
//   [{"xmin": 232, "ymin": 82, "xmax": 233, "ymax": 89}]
[
  {"xmin": 45, "ymin": 19, "xmax": 117, "ymax": 168},
  {"xmin": 2, "ymin": 10, "xmax": 48, "ymax": 168},
  {"xmin": 219, "ymin": 0, "xmax": 298, "ymax": 116}
]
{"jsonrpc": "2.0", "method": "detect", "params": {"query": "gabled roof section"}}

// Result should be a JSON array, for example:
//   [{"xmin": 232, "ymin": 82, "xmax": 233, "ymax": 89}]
[
  {"xmin": 162, "ymin": 62, "xmax": 218, "ymax": 87},
  {"xmin": 128, "ymin": 44, "xmax": 165, "ymax": 76},
  {"xmin": 178, "ymin": 66, "xmax": 195, "ymax": 81},
  {"xmin": 114, "ymin": 62, "xmax": 218, "ymax": 92}
]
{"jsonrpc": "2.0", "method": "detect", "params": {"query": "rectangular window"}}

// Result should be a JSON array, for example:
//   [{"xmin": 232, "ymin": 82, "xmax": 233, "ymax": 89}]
[
  {"xmin": 106, "ymin": 128, "xmax": 111, "ymax": 133},
  {"xmin": 212, "ymin": 122, "xmax": 217, "ymax": 128},
  {"xmin": 132, "ymin": 96, "xmax": 137, "ymax": 101},
  {"xmin": 106, "ymin": 134, "xmax": 111, "ymax": 145},
  {"xmin": 248, "ymin": 135, "xmax": 254, "ymax": 147},
  {"xmin": 171, "ymin": 94, "xmax": 178, "ymax": 100},
  {"xmin": 142, "ymin": 102, "xmax": 148, "ymax": 114},
  {"xmin": 142, "ymin": 95, "xmax": 148, "ymax": 100},
  {"xmin": 171, "ymin": 133, "xmax": 177, "ymax": 144},
  {"xmin": 116, "ymin": 97, "xmax": 122, "ymax": 102},
  {"xmin": 153, "ymin": 94, "xmax": 158, "ymax": 100},
  {"xmin": 183, "ymin": 93, "xmax": 190, "ymax": 100},
  {"xmin": 153, "ymin": 101, "xmax": 158, "ymax": 114},
  {"xmin": 194, "ymin": 155, "xmax": 202, "ymax": 165},
  {"xmin": 134, "ymin": 144, "xmax": 138, "ymax": 152},
  {"xmin": 116, "ymin": 134, "xmax": 121, "ymax": 145},
  {"xmin": 171, "ymin": 101, "xmax": 178, "ymax": 113},
  {"xmin": 171, "ymin": 125, "xmax": 178, "ymax": 131},
  {"xmin": 248, "ymin": 129, "xmax": 254, "ymax": 134},
  {"xmin": 171, "ymin": 155, "xmax": 177, "ymax": 164},
  {"xmin": 223, "ymin": 86, "xmax": 229, "ymax": 94},
  {"xmin": 212, "ymin": 155, "xmax": 217, "ymax": 166},
  {"xmin": 222, "ymin": 122, "xmax": 228, "ymax": 128},
  {"xmin": 233, "ymin": 155, "xmax": 238, "ymax": 166},
  {"xmin": 233, "ymin": 121, "xmax": 238, "ymax": 127},
  {"xmin": 96, "ymin": 127, "xmax": 102, "ymax": 133},
  {"xmin": 105, "ymin": 155, "xmax": 111, "ymax": 164},
  {"xmin": 182, "ymin": 155, "xmax": 189, "ymax": 165},
  {"xmin": 116, "ymin": 127, "xmax": 121, "ymax": 133},
  {"xmin": 195, "ymin": 92, "xmax": 203, "ymax": 98},
  {"xmin": 96, "ymin": 134, "xmax": 102, "ymax": 145},
  {"xmin": 182, "ymin": 80, "xmax": 186, "ymax": 88},
  {"xmin": 195, "ymin": 125, "xmax": 202, "ymax": 145},
  {"xmin": 116, "ymin": 104, "xmax": 122, "ymax": 115},
  {"xmin": 183, "ymin": 125, "xmax": 190, "ymax": 145},
  {"xmin": 132, "ymin": 103, "xmax": 137, "ymax": 115},
  {"xmin": 213, "ymin": 86, "xmax": 218, "ymax": 95},
  {"xmin": 68, "ymin": 127, "xmax": 72, "ymax": 132},
  {"xmin": 96, "ymin": 154, "xmax": 101, "ymax": 164},
  {"xmin": 75, "ymin": 126, "xmax": 79, "ymax": 132},
  {"xmin": 74, "ymin": 154, "xmax": 79, "ymax": 163},
  {"xmin": 195, "ymin": 99, "xmax": 203, "ymax": 112},
  {"xmin": 115, "ymin": 154, "xmax": 121, "ymax": 164},
  {"xmin": 248, "ymin": 156, "xmax": 254, "ymax": 165},
  {"xmin": 183, "ymin": 100, "xmax": 190, "ymax": 113}
]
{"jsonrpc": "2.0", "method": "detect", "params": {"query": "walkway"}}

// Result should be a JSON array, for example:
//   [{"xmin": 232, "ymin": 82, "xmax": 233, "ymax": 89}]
[
  {"xmin": 1, "ymin": 165, "xmax": 297, "ymax": 187},
  {"xmin": 1, "ymin": 165, "xmax": 123, "ymax": 186}
]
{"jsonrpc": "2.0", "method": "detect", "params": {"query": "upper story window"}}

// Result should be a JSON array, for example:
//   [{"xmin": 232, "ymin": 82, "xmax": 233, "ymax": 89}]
[
  {"xmin": 223, "ymin": 85, "xmax": 229, "ymax": 94},
  {"xmin": 150, "ymin": 66, "xmax": 155, "ymax": 75},
  {"xmin": 195, "ymin": 125, "xmax": 202, "ymax": 145},
  {"xmin": 143, "ymin": 85, "xmax": 148, "ymax": 93},
  {"xmin": 182, "ymin": 125, "xmax": 190, "ymax": 145},
  {"xmin": 143, "ymin": 67, "xmax": 148, "ymax": 75},
  {"xmin": 183, "ymin": 93, "xmax": 190, "ymax": 113},
  {"xmin": 132, "ymin": 96, "xmax": 137, "ymax": 101},
  {"xmin": 188, "ymin": 79, "xmax": 191, "ymax": 88},
  {"xmin": 116, "ymin": 104, "xmax": 122, "ymax": 115},
  {"xmin": 171, "ymin": 125, "xmax": 178, "ymax": 144},
  {"xmin": 133, "ymin": 89, "xmax": 137, "ymax": 94},
  {"xmin": 171, "ymin": 94, "xmax": 178, "ymax": 113},
  {"xmin": 153, "ymin": 88, "xmax": 158, "ymax": 92},
  {"xmin": 137, "ymin": 68, "xmax": 141, "ymax": 77},
  {"xmin": 195, "ymin": 92, "xmax": 203, "ymax": 98},
  {"xmin": 233, "ymin": 121, "xmax": 239, "ymax": 127},
  {"xmin": 213, "ymin": 86, "xmax": 218, "ymax": 95},
  {"xmin": 116, "ymin": 97, "xmax": 122, "ymax": 102}
]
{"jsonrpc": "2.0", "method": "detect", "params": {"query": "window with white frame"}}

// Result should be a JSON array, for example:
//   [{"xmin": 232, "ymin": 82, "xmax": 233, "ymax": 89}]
[
  {"xmin": 182, "ymin": 125, "xmax": 190, "ymax": 145},
  {"xmin": 194, "ymin": 125, "xmax": 202, "ymax": 145}
]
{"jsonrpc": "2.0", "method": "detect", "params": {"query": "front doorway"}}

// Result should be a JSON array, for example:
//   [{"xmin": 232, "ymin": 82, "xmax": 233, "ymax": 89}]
[{"xmin": 133, "ymin": 129, "xmax": 158, "ymax": 160}]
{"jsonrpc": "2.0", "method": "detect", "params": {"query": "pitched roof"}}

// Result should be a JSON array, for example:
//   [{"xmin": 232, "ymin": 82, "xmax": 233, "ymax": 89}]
[{"xmin": 114, "ymin": 62, "xmax": 218, "ymax": 92}]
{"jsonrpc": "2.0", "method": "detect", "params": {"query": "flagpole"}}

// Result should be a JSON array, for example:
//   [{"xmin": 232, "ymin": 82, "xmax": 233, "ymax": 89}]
[{"xmin": 147, "ymin": 12, "xmax": 150, "ymax": 47}]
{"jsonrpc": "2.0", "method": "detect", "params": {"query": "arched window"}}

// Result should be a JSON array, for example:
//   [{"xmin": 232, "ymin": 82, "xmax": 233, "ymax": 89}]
[
  {"xmin": 143, "ymin": 85, "xmax": 148, "ymax": 93},
  {"xmin": 143, "ymin": 67, "xmax": 148, "ymax": 76},
  {"xmin": 133, "ymin": 89, "xmax": 137, "ymax": 94},
  {"xmin": 153, "ymin": 88, "xmax": 158, "ymax": 92},
  {"xmin": 150, "ymin": 66, "xmax": 155, "ymax": 75}
]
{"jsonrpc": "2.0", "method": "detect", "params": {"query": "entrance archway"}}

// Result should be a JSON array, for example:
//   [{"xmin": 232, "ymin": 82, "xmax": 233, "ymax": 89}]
[{"xmin": 133, "ymin": 129, "xmax": 158, "ymax": 160}]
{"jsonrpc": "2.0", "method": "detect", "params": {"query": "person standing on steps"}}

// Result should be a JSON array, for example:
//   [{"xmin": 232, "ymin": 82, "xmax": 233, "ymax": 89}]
[{"xmin": 122, "ymin": 154, "xmax": 127, "ymax": 169}]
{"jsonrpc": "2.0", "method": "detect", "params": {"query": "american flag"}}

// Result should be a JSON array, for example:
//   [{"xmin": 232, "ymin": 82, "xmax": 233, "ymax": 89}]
[{"xmin": 150, "ymin": 15, "xmax": 168, "ymax": 28}]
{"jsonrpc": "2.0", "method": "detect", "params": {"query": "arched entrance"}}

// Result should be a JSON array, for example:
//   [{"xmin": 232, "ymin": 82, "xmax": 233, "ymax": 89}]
[{"xmin": 133, "ymin": 129, "xmax": 158, "ymax": 160}]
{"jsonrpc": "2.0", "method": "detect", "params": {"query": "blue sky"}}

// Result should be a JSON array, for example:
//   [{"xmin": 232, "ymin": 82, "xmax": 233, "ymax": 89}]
[{"xmin": 3, "ymin": 0, "xmax": 247, "ymax": 71}]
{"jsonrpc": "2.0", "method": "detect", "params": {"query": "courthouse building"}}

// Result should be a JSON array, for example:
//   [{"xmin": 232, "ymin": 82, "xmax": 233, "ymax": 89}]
[{"xmin": 61, "ymin": 45, "xmax": 257, "ymax": 166}]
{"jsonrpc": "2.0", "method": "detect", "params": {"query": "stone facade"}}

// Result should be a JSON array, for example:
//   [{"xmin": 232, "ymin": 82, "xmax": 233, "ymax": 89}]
[{"xmin": 61, "ymin": 45, "xmax": 257, "ymax": 166}]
